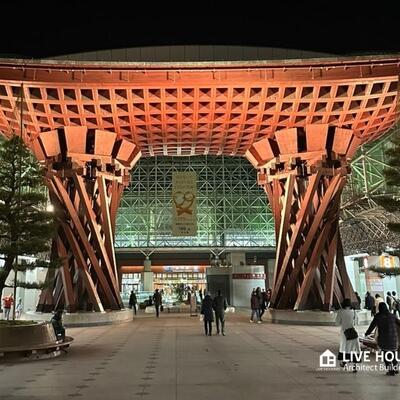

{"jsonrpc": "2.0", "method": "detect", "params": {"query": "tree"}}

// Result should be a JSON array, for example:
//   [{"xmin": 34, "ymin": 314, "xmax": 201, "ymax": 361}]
[
  {"xmin": 0, "ymin": 135, "xmax": 57, "ymax": 318},
  {"xmin": 369, "ymin": 130, "xmax": 400, "ymax": 277}
]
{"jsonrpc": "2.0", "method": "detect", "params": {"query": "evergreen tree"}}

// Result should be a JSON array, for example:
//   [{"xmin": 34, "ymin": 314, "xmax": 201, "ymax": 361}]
[
  {"xmin": 0, "ymin": 135, "xmax": 57, "ymax": 317},
  {"xmin": 369, "ymin": 130, "xmax": 400, "ymax": 276}
]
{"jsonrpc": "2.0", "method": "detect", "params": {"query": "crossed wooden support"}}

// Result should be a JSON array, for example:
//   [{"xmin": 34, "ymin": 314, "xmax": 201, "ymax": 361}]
[
  {"xmin": 246, "ymin": 125, "xmax": 361, "ymax": 311},
  {"xmin": 30, "ymin": 127, "xmax": 141, "ymax": 312}
]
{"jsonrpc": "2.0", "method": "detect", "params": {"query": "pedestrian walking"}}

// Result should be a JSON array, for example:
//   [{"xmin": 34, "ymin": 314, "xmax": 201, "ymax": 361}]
[
  {"xmin": 336, "ymin": 298, "xmax": 361, "ymax": 373},
  {"xmin": 365, "ymin": 291, "xmax": 374, "ymax": 315},
  {"xmin": 212, "ymin": 290, "xmax": 228, "ymax": 335},
  {"xmin": 259, "ymin": 288, "xmax": 267, "ymax": 320},
  {"xmin": 201, "ymin": 292, "xmax": 214, "ymax": 336},
  {"xmin": 153, "ymin": 289, "xmax": 162, "ymax": 318},
  {"xmin": 365, "ymin": 302, "xmax": 400, "ymax": 376},
  {"xmin": 391, "ymin": 291, "xmax": 400, "ymax": 317},
  {"xmin": 129, "ymin": 290, "xmax": 137, "ymax": 315},
  {"xmin": 190, "ymin": 289, "xmax": 197, "ymax": 316},
  {"xmin": 15, "ymin": 298, "xmax": 23, "ymax": 319},
  {"xmin": 265, "ymin": 288, "xmax": 272, "ymax": 309},
  {"xmin": 354, "ymin": 292, "xmax": 361, "ymax": 310},
  {"xmin": 386, "ymin": 291, "xmax": 393, "ymax": 311},
  {"xmin": 50, "ymin": 309, "xmax": 66, "ymax": 340},
  {"xmin": 250, "ymin": 289, "xmax": 261, "ymax": 323}
]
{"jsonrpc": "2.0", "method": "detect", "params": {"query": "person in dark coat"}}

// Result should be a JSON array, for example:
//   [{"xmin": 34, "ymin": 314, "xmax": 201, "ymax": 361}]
[
  {"xmin": 212, "ymin": 290, "xmax": 228, "ymax": 335},
  {"xmin": 354, "ymin": 292, "xmax": 361, "ymax": 310},
  {"xmin": 364, "ymin": 291, "xmax": 375, "ymax": 315},
  {"xmin": 365, "ymin": 302, "xmax": 400, "ymax": 375},
  {"xmin": 386, "ymin": 291, "xmax": 393, "ymax": 311},
  {"xmin": 153, "ymin": 289, "xmax": 162, "ymax": 318},
  {"xmin": 50, "ymin": 309, "xmax": 66, "ymax": 340},
  {"xmin": 392, "ymin": 291, "xmax": 400, "ymax": 317},
  {"xmin": 129, "ymin": 290, "xmax": 137, "ymax": 315},
  {"xmin": 250, "ymin": 289, "xmax": 261, "ymax": 323},
  {"xmin": 201, "ymin": 293, "xmax": 214, "ymax": 336},
  {"xmin": 265, "ymin": 288, "xmax": 272, "ymax": 309},
  {"xmin": 258, "ymin": 287, "xmax": 266, "ymax": 320}
]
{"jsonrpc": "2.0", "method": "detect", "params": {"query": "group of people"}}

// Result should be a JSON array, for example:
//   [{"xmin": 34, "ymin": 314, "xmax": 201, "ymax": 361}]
[
  {"xmin": 250, "ymin": 287, "xmax": 271, "ymax": 323},
  {"xmin": 337, "ymin": 297, "xmax": 400, "ymax": 376},
  {"xmin": 200, "ymin": 290, "xmax": 228, "ymax": 336},
  {"xmin": 363, "ymin": 291, "xmax": 400, "ymax": 316},
  {"xmin": 1, "ymin": 293, "xmax": 23, "ymax": 320},
  {"xmin": 128, "ymin": 288, "xmax": 163, "ymax": 317}
]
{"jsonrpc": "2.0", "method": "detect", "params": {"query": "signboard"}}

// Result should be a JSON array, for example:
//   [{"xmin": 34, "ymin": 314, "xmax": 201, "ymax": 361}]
[
  {"xmin": 379, "ymin": 255, "xmax": 397, "ymax": 268},
  {"xmin": 232, "ymin": 273, "xmax": 266, "ymax": 280},
  {"xmin": 363, "ymin": 257, "xmax": 384, "ymax": 292},
  {"xmin": 172, "ymin": 171, "xmax": 197, "ymax": 236},
  {"xmin": 164, "ymin": 266, "xmax": 201, "ymax": 272},
  {"xmin": 365, "ymin": 270, "xmax": 384, "ymax": 292}
]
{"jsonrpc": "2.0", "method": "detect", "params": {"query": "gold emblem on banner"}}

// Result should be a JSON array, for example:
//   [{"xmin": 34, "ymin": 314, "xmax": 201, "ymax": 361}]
[{"xmin": 172, "ymin": 172, "xmax": 197, "ymax": 236}]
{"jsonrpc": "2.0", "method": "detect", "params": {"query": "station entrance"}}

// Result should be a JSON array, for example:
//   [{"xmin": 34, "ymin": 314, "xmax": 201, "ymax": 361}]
[{"xmin": 120, "ymin": 265, "xmax": 207, "ymax": 306}]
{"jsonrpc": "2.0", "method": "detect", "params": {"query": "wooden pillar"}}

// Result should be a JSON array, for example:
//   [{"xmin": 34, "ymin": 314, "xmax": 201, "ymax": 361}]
[
  {"xmin": 30, "ymin": 127, "xmax": 141, "ymax": 312},
  {"xmin": 246, "ymin": 124, "xmax": 359, "ymax": 311}
]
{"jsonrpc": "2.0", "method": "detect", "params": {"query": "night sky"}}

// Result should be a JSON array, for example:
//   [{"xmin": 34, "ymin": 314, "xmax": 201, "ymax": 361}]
[{"xmin": 1, "ymin": 5, "xmax": 399, "ymax": 58}]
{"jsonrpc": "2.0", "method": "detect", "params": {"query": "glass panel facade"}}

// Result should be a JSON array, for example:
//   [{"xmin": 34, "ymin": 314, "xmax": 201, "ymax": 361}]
[{"xmin": 115, "ymin": 156, "xmax": 275, "ymax": 248}]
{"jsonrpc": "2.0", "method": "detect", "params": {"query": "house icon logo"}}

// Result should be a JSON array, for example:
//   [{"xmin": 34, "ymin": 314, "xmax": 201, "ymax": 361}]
[{"xmin": 320, "ymin": 349, "xmax": 336, "ymax": 368}]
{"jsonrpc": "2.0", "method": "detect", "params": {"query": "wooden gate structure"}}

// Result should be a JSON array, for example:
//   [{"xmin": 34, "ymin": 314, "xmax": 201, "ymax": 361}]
[{"xmin": 0, "ymin": 56, "xmax": 399, "ymax": 311}]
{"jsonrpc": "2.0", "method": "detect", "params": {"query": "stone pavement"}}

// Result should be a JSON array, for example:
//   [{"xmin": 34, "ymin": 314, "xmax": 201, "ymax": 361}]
[{"xmin": 0, "ymin": 311, "xmax": 397, "ymax": 400}]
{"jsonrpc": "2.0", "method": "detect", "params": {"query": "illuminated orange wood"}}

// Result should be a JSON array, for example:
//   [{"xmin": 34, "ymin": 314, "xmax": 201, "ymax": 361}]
[
  {"xmin": 33, "ymin": 127, "xmax": 141, "ymax": 312},
  {"xmin": 247, "ymin": 125, "xmax": 359, "ymax": 311},
  {"xmin": 0, "ymin": 57, "xmax": 398, "ymax": 157}
]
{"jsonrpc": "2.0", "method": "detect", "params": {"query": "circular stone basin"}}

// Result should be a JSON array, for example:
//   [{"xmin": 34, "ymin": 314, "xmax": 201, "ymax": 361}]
[
  {"xmin": 25, "ymin": 309, "xmax": 133, "ymax": 327},
  {"xmin": 0, "ymin": 321, "xmax": 58, "ymax": 351}
]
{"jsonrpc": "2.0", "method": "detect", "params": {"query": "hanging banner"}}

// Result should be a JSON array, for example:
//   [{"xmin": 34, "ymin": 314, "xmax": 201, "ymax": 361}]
[{"xmin": 172, "ymin": 171, "xmax": 197, "ymax": 236}]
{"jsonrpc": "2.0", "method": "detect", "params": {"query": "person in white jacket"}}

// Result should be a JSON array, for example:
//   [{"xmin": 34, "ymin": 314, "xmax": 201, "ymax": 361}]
[{"xmin": 336, "ymin": 298, "xmax": 361, "ymax": 373}]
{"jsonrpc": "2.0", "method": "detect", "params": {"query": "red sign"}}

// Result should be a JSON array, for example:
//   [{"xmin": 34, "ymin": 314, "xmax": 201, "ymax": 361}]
[{"xmin": 232, "ymin": 273, "xmax": 266, "ymax": 280}]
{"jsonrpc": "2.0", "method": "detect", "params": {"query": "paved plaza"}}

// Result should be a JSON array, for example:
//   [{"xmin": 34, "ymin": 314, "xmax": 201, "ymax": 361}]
[{"xmin": 0, "ymin": 311, "xmax": 398, "ymax": 400}]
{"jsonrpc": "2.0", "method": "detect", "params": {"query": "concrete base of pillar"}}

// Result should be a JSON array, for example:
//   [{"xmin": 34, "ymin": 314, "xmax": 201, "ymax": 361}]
[{"xmin": 264, "ymin": 309, "xmax": 371, "ymax": 326}]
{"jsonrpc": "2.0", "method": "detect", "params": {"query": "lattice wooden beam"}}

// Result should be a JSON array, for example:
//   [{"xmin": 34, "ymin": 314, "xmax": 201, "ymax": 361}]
[
  {"xmin": 0, "ymin": 57, "xmax": 399, "ymax": 157},
  {"xmin": 246, "ymin": 124, "xmax": 358, "ymax": 311}
]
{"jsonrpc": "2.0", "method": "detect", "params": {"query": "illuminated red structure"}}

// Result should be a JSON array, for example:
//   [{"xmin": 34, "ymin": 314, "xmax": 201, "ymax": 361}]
[{"xmin": 0, "ymin": 56, "xmax": 399, "ymax": 311}]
